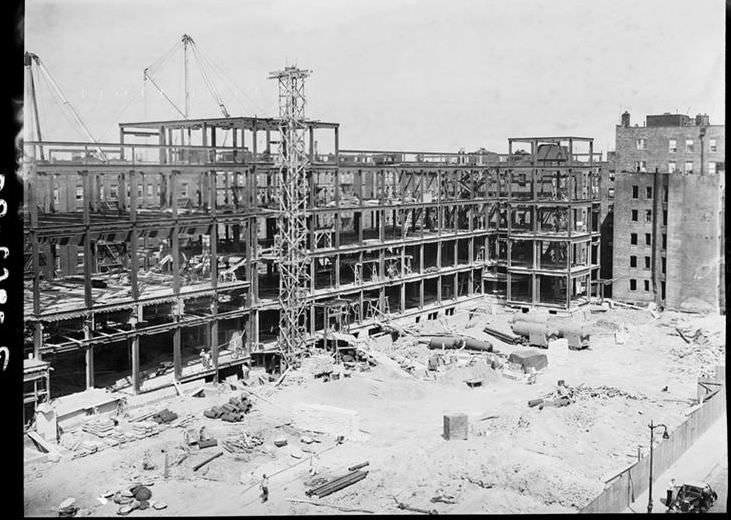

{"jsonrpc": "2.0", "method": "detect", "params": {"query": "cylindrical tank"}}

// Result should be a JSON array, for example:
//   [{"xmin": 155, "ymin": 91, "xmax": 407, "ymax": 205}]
[
  {"xmin": 512, "ymin": 320, "xmax": 549, "ymax": 337},
  {"xmin": 511, "ymin": 312, "xmax": 549, "ymax": 326},
  {"xmin": 428, "ymin": 337, "xmax": 460, "ymax": 349}
]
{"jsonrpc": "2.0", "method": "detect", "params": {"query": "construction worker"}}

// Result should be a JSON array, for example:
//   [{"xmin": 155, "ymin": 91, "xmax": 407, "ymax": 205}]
[
  {"xmin": 199, "ymin": 349, "xmax": 211, "ymax": 369},
  {"xmin": 308, "ymin": 453, "xmax": 318, "ymax": 475},
  {"xmin": 666, "ymin": 478, "xmax": 677, "ymax": 509},
  {"xmin": 260, "ymin": 474, "xmax": 269, "ymax": 503}
]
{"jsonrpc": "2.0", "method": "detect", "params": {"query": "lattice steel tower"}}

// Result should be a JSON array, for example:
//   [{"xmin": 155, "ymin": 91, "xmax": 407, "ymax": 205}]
[{"xmin": 268, "ymin": 66, "xmax": 312, "ymax": 362}]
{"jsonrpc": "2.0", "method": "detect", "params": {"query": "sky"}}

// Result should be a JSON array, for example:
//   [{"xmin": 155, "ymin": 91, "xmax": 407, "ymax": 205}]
[{"xmin": 24, "ymin": 0, "xmax": 725, "ymax": 155}]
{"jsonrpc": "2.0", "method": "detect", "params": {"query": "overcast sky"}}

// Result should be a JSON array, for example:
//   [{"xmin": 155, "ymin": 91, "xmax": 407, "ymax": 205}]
[{"xmin": 25, "ymin": 0, "xmax": 725, "ymax": 155}]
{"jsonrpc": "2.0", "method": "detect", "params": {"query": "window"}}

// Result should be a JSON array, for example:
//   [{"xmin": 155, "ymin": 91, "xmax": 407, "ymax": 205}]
[
  {"xmin": 661, "ymin": 281, "xmax": 666, "ymax": 300},
  {"xmin": 663, "ymin": 188, "xmax": 668, "ymax": 202},
  {"xmin": 646, "ymin": 186, "xmax": 652, "ymax": 199},
  {"xmin": 709, "ymin": 139, "xmax": 717, "ymax": 152},
  {"xmin": 663, "ymin": 210, "xmax": 667, "ymax": 226},
  {"xmin": 668, "ymin": 161, "xmax": 677, "ymax": 173},
  {"xmin": 53, "ymin": 188, "xmax": 59, "ymax": 205},
  {"xmin": 662, "ymin": 257, "xmax": 666, "ymax": 274},
  {"xmin": 644, "ymin": 280, "xmax": 650, "ymax": 291},
  {"xmin": 685, "ymin": 139, "xmax": 694, "ymax": 153},
  {"xmin": 645, "ymin": 210, "xmax": 652, "ymax": 223},
  {"xmin": 631, "ymin": 209, "xmax": 638, "ymax": 221},
  {"xmin": 632, "ymin": 185, "xmax": 639, "ymax": 199},
  {"xmin": 645, "ymin": 233, "xmax": 651, "ymax": 246},
  {"xmin": 630, "ymin": 255, "xmax": 637, "ymax": 267},
  {"xmin": 110, "ymin": 185, "xmax": 118, "ymax": 199},
  {"xmin": 635, "ymin": 161, "xmax": 647, "ymax": 173},
  {"xmin": 76, "ymin": 251, "xmax": 85, "ymax": 267},
  {"xmin": 608, "ymin": 187, "xmax": 615, "ymax": 198},
  {"xmin": 630, "ymin": 279, "xmax": 637, "ymax": 291},
  {"xmin": 630, "ymin": 233, "xmax": 638, "ymax": 245},
  {"xmin": 684, "ymin": 161, "xmax": 693, "ymax": 173},
  {"xmin": 708, "ymin": 162, "xmax": 717, "ymax": 174},
  {"xmin": 155, "ymin": 185, "xmax": 161, "ymax": 196},
  {"xmin": 644, "ymin": 256, "xmax": 651, "ymax": 269},
  {"xmin": 181, "ymin": 183, "xmax": 189, "ymax": 197},
  {"xmin": 137, "ymin": 185, "xmax": 143, "ymax": 198},
  {"xmin": 636, "ymin": 138, "xmax": 646, "ymax": 150},
  {"xmin": 147, "ymin": 185, "xmax": 153, "ymax": 198},
  {"xmin": 75, "ymin": 186, "xmax": 83, "ymax": 201},
  {"xmin": 668, "ymin": 139, "xmax": 677, "ymax": 153},
  {"xmin": 662, "ymin": 233, "xmax": 667, "ymax": 249}
]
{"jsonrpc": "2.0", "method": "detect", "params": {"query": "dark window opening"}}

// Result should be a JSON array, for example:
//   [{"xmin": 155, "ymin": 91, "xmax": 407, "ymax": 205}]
[
  {"xmin": 630, "ymin": 233, "xmax": 638, "ymax": 245},
  {"xmin": 631, "ymin": 209, "xmax": 638, "ymax": 221},
  {"xmin": 630, "ymin": 255, "xmax": 637, "ymax": 267},
  {"xmin": 644, "ymin": 280, "xmax": 650, "ymax": 291},
  {"xmin": 632, "ymin": 185, "xmax": 639, "ymax": 199},
  {"xmin": 644, "ymin": 256, "xmax": 651, "ymax": 269},
  {"xmin": 646, "ymin": 187, "xmax": 652, "ymax": 199},
  {"xmin": 645, "ymin": 233, "xmax": 651, "ymax": 246},
  {"xmin": 630, "ymin": 279, "xmax": 637, "ymax": 291}
]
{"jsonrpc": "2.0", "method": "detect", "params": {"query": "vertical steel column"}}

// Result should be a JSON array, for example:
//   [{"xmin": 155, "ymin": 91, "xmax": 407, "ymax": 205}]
[
  {"xmin": 209, "ymin": 171, "xmax": 219, "ymax": 380},
  {"xmin": 171, "ymin": 170, "xmax": 182, "ymax": 379},
  {"xmin": 81, "ymin": 171, "xmax": 93, "ymax": 309}
]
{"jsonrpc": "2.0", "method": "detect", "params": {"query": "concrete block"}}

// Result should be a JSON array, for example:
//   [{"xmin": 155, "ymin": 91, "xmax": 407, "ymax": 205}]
[
  {"xmin": 443, "ymin": 413, "xmax": 468, "ymax": 440},
  {"xmin": 507, "ymin": 350, "xmax": 548, "ymax": 373}
]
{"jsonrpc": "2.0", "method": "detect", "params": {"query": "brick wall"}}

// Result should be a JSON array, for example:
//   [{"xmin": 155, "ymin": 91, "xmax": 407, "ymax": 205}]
[
  {"xmin": 615, "ymin": 124, "xmax": 724, "ymax": 175},
  {"xmin": 611, "ymin": 172, "xmax": 665, "ymax": 303}
]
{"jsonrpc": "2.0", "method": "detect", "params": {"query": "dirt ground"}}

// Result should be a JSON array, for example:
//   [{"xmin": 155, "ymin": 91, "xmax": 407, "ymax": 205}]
[{"xmin": 24, "ymin": 301, "xmax": 726, "ymax": 516}]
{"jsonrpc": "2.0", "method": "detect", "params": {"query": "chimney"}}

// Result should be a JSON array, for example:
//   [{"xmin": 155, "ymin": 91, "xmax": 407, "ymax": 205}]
[
  {"xmin": 621, "ymin": 111, "xmax": 630, "ymax": 128},
  {"xmin": 695, "ymin": 113, "xmax": 710, "ymax": 126}
]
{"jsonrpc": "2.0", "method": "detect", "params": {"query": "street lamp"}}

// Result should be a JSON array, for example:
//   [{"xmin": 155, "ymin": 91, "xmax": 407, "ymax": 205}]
[{"xmin": 647, "ymin": 420, "xmax": 670, "ymax": 513}]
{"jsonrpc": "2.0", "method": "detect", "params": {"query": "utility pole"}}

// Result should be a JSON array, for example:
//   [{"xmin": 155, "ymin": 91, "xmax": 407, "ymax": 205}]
[
  {"xmin": 268, "ymin": 66, "xmax": 312, "ymax": 365},
  {"xmin": 647, "ymin": 420, "xmax": 669, "ymax": 513},
  {"xmin": 182, "ymin": 34, "xmax": 193, "ymax": 120}
]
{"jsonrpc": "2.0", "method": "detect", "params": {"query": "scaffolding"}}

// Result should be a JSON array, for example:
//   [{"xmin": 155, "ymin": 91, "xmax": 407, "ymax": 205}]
[{"xmin": 269, "ymin": 66, "xmax": 312, "ymax": 363}]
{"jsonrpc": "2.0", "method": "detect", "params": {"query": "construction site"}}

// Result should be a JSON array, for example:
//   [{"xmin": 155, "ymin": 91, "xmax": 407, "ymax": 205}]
[{"xmin": 22, "ymin": 31, "xmax": 726, "ymax": 517}]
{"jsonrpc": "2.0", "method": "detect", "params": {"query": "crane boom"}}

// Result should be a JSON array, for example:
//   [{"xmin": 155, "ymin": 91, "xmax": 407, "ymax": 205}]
[
  {"xmin": 28, "ymin": 53, "xmax": 107, "ymax": 161},
  {"xmin": 143, "ymin": 68, "xmax": 188, "ymax": 119}
]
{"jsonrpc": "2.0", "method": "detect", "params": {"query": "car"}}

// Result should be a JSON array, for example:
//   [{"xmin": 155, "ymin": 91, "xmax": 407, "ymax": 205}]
[{"xmin": 667, "ymin": 480, "xmax": 718, "ymax": 513}]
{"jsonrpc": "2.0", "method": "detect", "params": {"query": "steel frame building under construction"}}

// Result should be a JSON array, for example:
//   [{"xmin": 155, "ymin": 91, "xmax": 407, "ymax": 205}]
[{"xmin": 22, "ymin": 67, "xmax": 602, "ymax": 411}]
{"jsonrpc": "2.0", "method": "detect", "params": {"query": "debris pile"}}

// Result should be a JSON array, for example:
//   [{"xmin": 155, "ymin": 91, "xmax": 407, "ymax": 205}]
[
  {"xmin": 573, "ymin": 385, "xmax": 644, "ymax": 401},
  {"xmin": 671, "ymin": 325, "xmax": 724, "ymax": 377},
  {"xmin": 221, "ymin": 432, "xmax": 264, "ymax": 454}
]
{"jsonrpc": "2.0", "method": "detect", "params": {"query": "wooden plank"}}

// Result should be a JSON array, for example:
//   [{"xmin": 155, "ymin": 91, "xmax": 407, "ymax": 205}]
[{"xmin": 27, "ymin": 431, "xmax": 59, "ymax": 454}]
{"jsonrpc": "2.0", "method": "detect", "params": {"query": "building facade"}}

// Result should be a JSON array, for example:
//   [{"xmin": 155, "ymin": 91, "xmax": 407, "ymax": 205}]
[{"xmin": 611, "ymin": 112, "xmax": 725, "ymax": 313}]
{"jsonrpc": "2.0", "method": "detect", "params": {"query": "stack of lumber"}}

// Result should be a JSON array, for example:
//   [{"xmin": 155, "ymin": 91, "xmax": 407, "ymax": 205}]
[
  {"xmin": 131, "ymin": 421, "xmax": 160, "ymax": 439},
  {"xmin": 305, "ymin": 469, "xmax": 369, "ymax": 498},
  {"xmin": 81, "ymin": 418, "xmax": 116, "ymax": 438}
]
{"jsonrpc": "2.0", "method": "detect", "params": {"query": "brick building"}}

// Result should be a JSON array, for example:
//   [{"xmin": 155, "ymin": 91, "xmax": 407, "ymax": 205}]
[{"xmin": 611, "ymin": 112, "xmax": 725, "ymax": 313}]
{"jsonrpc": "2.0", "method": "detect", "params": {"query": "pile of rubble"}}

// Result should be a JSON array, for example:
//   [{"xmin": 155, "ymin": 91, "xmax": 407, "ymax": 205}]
[
  {"xmin": 573, "ymin": 384, "xmax": 644, "ymax": 401},
  {"xmin": 221, "ymin": 431, "xmax": 264, "ymax": 454},
  {"xmin": 669, "ymin": 324, "xmax": 724, "ymax": 377}
]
